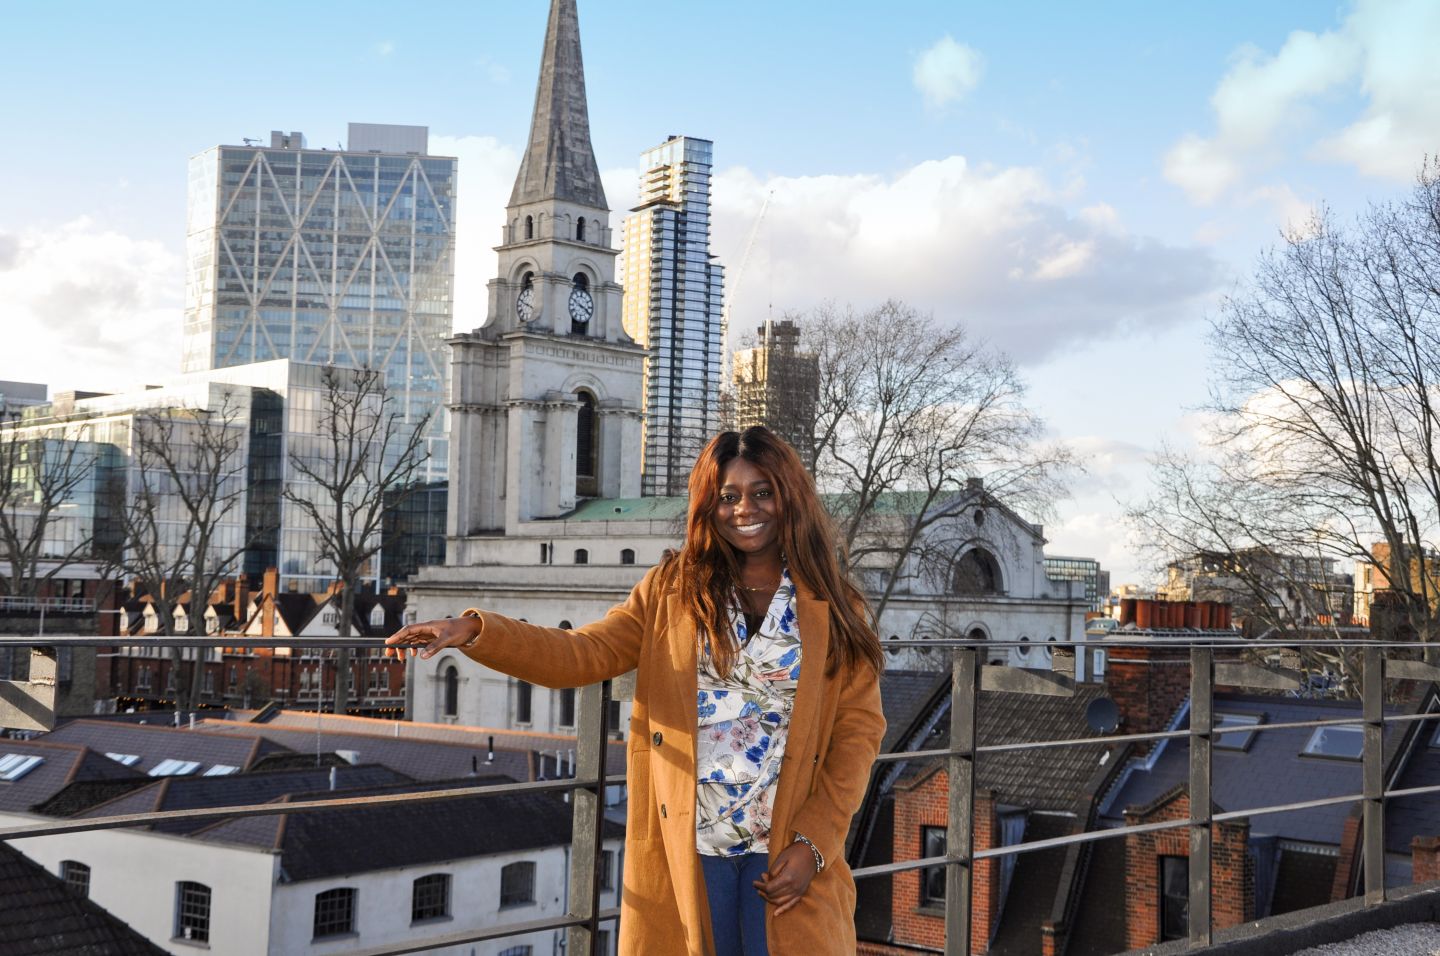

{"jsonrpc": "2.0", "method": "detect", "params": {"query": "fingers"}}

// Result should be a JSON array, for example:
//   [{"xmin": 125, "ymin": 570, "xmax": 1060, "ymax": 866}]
[{"xmin": 382, "ymin": 621, "xmax": 476, "ymax": 660}]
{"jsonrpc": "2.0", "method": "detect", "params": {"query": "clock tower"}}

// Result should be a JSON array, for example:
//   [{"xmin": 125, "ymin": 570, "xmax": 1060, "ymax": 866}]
[{"xmin": 448, "ymin": 0, "xmax": 644, "ymax": 542}]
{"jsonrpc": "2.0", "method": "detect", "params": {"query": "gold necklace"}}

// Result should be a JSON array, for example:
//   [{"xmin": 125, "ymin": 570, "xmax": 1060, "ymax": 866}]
[{"xmin": 738, "ymin": 578, "xmax": 780, "ymax": 592}]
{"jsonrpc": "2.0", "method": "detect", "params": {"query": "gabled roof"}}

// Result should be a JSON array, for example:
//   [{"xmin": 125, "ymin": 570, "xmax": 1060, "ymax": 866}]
[
  {"xmin": 0, "ymin": 739, "xmax": 143, "ymax": 814},
  {"xmin": 192, "ymin": 776, "xmax": 625, "ymax": 882},
  {"xmin": 39, "ymin": 720, "xmax": 289, "ymax": 779},
  {"xmin": 0, "ymin": 843, "xmax": 167, "ymax": 955},
  {"xmin": 73, "ymin": 764, "xmax": 411, "ymax": 836}
]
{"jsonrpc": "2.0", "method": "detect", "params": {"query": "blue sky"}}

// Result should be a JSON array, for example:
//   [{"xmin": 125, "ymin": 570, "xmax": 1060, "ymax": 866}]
[{"xmin": 3, "ymin": 0, "xmax": 1438, "ymax": 583}]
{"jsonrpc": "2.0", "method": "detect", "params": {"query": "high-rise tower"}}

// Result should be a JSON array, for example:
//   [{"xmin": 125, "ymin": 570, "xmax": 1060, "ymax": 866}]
[
  {"xmin": 183, "ymin": 124, "xmax": 457, "ymax": 481},
  {"xmin": 732, "ymin": 319, "xmax": 819, "ymax": 469},
  {"xmin": 619, "ymin": 136, "xmax": 725, "ymax": 497},
  {"xmin": 447, "ymin": 0, "xmax": 644, "ymax": 546}
]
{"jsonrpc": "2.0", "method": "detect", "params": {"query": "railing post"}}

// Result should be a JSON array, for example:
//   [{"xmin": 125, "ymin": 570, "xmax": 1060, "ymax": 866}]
[
  {"xmin": 1188, "ymin": 644, "xmax": 1213, "ymax": 947},
  {"xmin": 565, "ymin": 679, "xmax": 612, "ymax": 955},
  {"xmin": 945, "ymin": 645, "xmax": 980, "ymax": 955},
  {"xmin": 1362, "ymin": 645, "xmax": 1385, "ymax": 905}
]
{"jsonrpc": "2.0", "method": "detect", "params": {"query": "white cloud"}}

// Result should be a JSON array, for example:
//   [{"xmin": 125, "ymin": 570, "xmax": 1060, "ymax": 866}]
[
  {"xmin": 0, "ymin": 219, "xmax": 181, "ymax": 392},
  {"xmin": 376, "ymin": 40, "xmax": 395, "ymax": 58},
  {"xmin": 913, "ymin": 36, "xmax": 984, "ymax": 109},
  {"xmin": 429, "ymin": 134, "xmax": 521, "ymax": 329},
  {"xmin": 1165, "ymin": 0, "xmax": 1440, "ymax": 203},
  {"xmin": 712, "ymin": 156, "xmax": 1222, "ymax": 363}
]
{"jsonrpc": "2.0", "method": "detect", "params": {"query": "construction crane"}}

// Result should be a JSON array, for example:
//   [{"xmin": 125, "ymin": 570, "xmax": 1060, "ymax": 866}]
[{"xmin": 720, "ymin": 189, "xmax": 773, "ymax": 389}]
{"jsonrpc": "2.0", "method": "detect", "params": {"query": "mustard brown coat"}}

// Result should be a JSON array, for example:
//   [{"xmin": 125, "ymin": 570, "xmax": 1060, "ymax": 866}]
[{"xmin": 458, "ymin": 562, "xmax": 886, "ymax": 955}]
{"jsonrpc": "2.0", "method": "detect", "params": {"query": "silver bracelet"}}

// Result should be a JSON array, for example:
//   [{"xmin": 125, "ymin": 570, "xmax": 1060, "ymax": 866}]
[{"xmin": 793, "ymin": 833, "xmax": 824, "ymax": 873}]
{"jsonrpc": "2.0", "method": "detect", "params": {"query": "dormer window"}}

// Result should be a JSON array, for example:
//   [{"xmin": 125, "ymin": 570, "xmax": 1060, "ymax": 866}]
[{"xmin": 369, "ymin": 605, "xmax": 386, "ymax": 629}]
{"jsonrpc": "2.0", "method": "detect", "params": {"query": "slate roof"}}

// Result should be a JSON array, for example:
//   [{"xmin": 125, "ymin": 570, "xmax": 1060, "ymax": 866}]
[
  {"xmin": 39, "ymin": 720, "xmax": 290, "ymax": 777},
  {"xmin": 989, "ymin": 813, "xmax": 1075, "ymax": 956},
  {"xmin": 1386, "ymin": 714, "xmax": 1440, "ymax": 855},
  {"xmin": 0, "ymin": 739, "xmax": 143, "ymax": 814},
  {"xmin": 188, "ymin": 721, "xmax": 536, "ymax": 784},
  {"xmin": 74, "ymin": 764, "xmax": 411, "ymax": 835},
  {"xmin": 0, "ymin": 842, "xmax": 166, "ymax": 955},
  {"xmin": 223, "ymin": 709, "xmax": 630, "ymax": 775},
  {"xmin": 192, "ymin": 776, "xmax": 625, "ymax": 883},
  {"xmin": 1101, "ymin": 693, "xmax": 1391, "ymax": 843},
  {"xmin": 29, "ymin": 779, "xmax": 156, "ymax": 819}
]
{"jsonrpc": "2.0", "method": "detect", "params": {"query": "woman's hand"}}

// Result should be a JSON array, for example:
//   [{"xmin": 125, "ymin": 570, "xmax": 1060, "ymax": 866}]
[
  {"xmin": 753, "ymin": 842, "xmax": 817, "ymax": 915},
  {"xmin": 385, "ymin": 618, "xmax": 484, "ymax": 660}
]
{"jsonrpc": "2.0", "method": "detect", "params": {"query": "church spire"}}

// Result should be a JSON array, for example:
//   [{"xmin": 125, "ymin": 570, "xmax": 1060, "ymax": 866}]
[{"xmin": 509, "ymin": 0, "xmax": 607, "ymax": 210}]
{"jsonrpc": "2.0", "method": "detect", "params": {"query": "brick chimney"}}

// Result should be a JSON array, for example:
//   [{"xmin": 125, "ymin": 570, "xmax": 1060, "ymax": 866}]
[
  {"xmin": 1103, "ymin": 642, "xmax": 1190, "ymax": 740},
  {"xmin": 1414, "ymin": 835, "xmax": 1440, "ymax": 884},
  {"xmin": 261, "ymin": 568, "xmax": 279, "ymax": 638}
]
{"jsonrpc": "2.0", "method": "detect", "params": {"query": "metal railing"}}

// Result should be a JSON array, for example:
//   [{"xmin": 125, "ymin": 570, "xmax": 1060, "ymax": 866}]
[{"xmin": 3, "ymin": 633, "xmax": 1440, "ymax": 954}]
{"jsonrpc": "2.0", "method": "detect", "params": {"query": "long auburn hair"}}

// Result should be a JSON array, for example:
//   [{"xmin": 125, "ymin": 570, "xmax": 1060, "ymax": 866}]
[{"xmin": 675, "ymin": 426, "xmax": 882, "ymax": 678}]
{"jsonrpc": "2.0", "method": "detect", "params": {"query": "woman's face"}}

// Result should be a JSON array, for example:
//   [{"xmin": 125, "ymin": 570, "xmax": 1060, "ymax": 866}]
[{"xmin": 715, "ymin": 457, "xmax": 783, "ymax": 564}]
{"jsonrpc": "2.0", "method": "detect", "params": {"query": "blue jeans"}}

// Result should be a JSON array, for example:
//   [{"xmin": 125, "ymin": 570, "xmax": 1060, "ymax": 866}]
[{"xmin": 700, "ymin": 852, "xmax": 769, "ymax": 956}]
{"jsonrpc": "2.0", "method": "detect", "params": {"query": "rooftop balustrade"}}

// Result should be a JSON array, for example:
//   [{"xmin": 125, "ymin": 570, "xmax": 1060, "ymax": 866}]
[{"xmin": 2, "ymin": 632, "xmax": 1439, "ymax": 955}]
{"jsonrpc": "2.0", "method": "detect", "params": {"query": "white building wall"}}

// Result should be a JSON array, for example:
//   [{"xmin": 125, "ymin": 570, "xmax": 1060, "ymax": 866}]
[{"xmin": 4, "ymin": 812, "xmax": 278, "ymax": 956}]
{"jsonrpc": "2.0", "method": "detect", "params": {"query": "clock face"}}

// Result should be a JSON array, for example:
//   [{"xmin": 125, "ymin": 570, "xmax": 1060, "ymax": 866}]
[
  {"xmin": 516, "ymin": 286, "xmax": 536, "ymax": 322},
  {"xmin": 568, "ymin": 287, "xmax": 594, "ymax": 325}
]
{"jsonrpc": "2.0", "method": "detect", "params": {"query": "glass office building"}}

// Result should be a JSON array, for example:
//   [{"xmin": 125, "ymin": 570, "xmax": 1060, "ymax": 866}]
[
  {"xmin": 619, "ymin": 136, "xmax": 725, "ymax": 497},
  {"xmin": 183, "ymin": 125, "xmax": 457, "ymax": 482}
]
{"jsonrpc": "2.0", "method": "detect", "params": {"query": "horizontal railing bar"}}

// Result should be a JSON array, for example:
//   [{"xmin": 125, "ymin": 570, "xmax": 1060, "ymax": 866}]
[
  {"xmin": 3, "ymin": 634, "xmax": 1438, "ymax": 650},
  {"xmin": 342, "ymin": 907, "xmax": 619, "ymax": 956},
  {"xmin": 0, "ymin": 774, "xmax": 627, "ymax": 843}
]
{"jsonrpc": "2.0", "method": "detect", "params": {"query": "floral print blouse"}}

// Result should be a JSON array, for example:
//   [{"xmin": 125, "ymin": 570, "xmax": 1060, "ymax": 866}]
[{"xmin": 695, "ymin": 569, "xmax": 802, "ymax": 857}]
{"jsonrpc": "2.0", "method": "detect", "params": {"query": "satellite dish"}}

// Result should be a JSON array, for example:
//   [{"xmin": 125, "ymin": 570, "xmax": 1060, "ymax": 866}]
[{"xmin": 1085, "ymin": 697, "xmax": 1120, "ymax": 734}]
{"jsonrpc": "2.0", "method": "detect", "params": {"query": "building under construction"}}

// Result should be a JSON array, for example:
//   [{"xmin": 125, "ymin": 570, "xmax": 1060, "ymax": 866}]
[{"xmin": 731, "ymin": 319, "xmax": 819, "ymax": 470}]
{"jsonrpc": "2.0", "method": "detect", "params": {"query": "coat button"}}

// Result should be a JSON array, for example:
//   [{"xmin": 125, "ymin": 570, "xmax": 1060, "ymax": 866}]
[
  {"xmin": 652, "ymin": 731, "xmax": 663, "ymax": 746},
  {"xmin": 661, "ymin": 804, "xmax": 667, "ymax": 818}
]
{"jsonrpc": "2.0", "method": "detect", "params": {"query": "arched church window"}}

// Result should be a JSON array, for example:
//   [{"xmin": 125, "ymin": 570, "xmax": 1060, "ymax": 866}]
[
  {"xmin": 576, "ymin": 217, "xmax": 586, "ymax": 241},
  {"xmin": 620, "ymin": 548, "xmax": 635, "ymax": 565},
  {"xmin": 953, "ymin": 548, "xmax": 1002, "ymax": 595},
  {"xmin": 524, "ymin": 215, "xmax": 534, "ymax": 240},
  {"xmin": 442, "ymin": 664, "xmax": 458, "ymax": 718},
  {"xmin": 574, "ymin": 549, "xmax": 589, "ymax": 565},
  {"xmin": 575, "ymin": 390, "xmax": 598, "ymax": 497}
]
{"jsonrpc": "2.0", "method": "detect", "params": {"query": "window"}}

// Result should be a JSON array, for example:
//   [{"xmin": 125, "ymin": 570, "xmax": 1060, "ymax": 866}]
[
  {"xmin": 313, "ymin": 887, "xmax": 356, "ymax": 938},
  {"xmin": 1160, "ymin": 856, "xmax": 1189, "ymax": 941},
  {"xmin": 576, "ymin": 217, "xmax": 587, "ymax": 241},
  {"xmin": 60, "ymin": 860, "xmax": 90, "ymax": 897},
  {"xmin": 599, "ymin": 849, "xmax": 615, "ymax": 891},
  {"xmin": 411, "ymin": 873, "xmax": 450, "ymax": 922},
  {"xmin": 175, "ymin": 881, "xmax": 211, "ymax": 943},
  {"xmin": 574, "ymin": 549, "xmax": 589, "ymax": 565},
  {"xmin": 524, "ymin": 215, "xmax": 534, "ymax": 239},
  {"xmin": 540, "ymin": 543, "xmax": 549, "ymax": 564},
  {"xmin": 1015, "ymin": 636, "xmax": 1031, "ymax": 659},
  {"xmin": 559, "ymin": 687, "xmax": 577, "ymax": 728},
  {"xmin": 107, "ymin": 752, "xmax": 140, "ymax": 766},
  {"xmin": 227, "ymin": 666, "xmax": 238, "ymax": 692},
  {"xmin": 499, "ymin": 947, "xmax": 533, "ymax": 956},
  {"xmin": 575, "ymin": 390, "xmax": 597, "ymax": 494},
  {"xmin": 203, "ymin": 765, "xmax": 239, "ymax": 776},
  {"xmin": 953, "ymin": 548, "xmax": 1001, "ymax": 595},
  {"xmin": 369, "ymin": 605, "xmax": 386, "ymax": 629},
  {"xmin": 500, "ymin": 861, "xmax": 536, "ymax": 907},
  {"xmin": 920, "ymin": 826, "xmax": 946, "ymax": 905},
  {"xmin": 1214, "ymin": 712, "xmax": 1263, "ymax": 751},
  {"xmin": 1430, "ymin": 720, "xmax": 1440, "ymax": 748},
  {"xmin": 149, "ymin": 759, "xmax": 201, "ymax": 777},
  {"xmin": 0, "ymin": 754, "xmax": 43, "ymax": 781},
  {"xmin": 1303, "ymin": 724, "xmax": 1364, "ymax": 759},
  {"xmin": 515, "ymin": 680, "xmax": 533, "ymax": 724},
  {"xmin": 443, "ymin": 664, "xmax": 459, "ymax": 718},
  {"xmin": 620, "ymin": 548, "xmax": 635, "ymax": 565}
]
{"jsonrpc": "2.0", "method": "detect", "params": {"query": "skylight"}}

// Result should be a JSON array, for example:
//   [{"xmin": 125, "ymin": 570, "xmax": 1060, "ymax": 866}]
[
  {"xmin": 0, "ymin": 753, "xmax": 44, "ymax": 782},
  {"xmin": 203, "ymin": 764, "xmax": 239, "ymax": 776},
  {"xmin": 106, "ymin": 752, "xmax": 141, "ymax": 766},
  {"xmin": 1213, "ymin": 712, "xmax": 1263, "ymax": 751},
  {"xmin": 1302, "ymin": 725, "xmax": 1364, "ymax": 759},
  {"xmin": 148, "ymin": 759, "xmax": 201, "ymax": 777}
]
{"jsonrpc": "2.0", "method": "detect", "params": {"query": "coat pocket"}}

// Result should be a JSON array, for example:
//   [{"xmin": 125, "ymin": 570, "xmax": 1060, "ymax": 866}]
[{"xmin": 626, "ymin": 747, "xmax": 656, "ymax": 841}]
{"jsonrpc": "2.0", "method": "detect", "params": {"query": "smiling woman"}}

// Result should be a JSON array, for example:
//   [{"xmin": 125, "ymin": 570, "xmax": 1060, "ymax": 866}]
[{"xmin": 388, "ymin": 426, "xmax": 885, "ymax": 955}]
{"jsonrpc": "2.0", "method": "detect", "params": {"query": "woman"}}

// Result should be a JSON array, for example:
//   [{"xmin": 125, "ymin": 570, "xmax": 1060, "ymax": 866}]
[{"xmin": 387, "ymin": 427, "xmax": 885, "ymax": 956}]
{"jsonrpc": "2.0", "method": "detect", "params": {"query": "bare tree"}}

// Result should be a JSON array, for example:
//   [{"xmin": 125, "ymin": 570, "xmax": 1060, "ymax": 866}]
[
  {"xmin": 118, "ymin": 398, "xmax": 251, "ymax": 710},
  {"xmin": 0, "ymin": 416, "xmax": 101, "ymax": 600},
  {"xmin": 284, "ymin": 367, "xmax": 430, "ymax": 714},
  {"xmin": 803, "ymin": 301, "xmax": 1074, "ymax": 620},
  {"xmin": 1131, "ymin": 157, "xmax": 1440, "ymax": 672}
]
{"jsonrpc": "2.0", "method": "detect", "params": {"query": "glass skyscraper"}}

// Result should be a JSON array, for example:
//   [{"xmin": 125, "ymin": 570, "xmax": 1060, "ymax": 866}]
[
  {"xmin": 619, "ymin": 136, "xmax": 725, "ymax": 497},
  {"xmin": 183, "ymin": 124, "xmax": 457, "ymax": 481}
]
